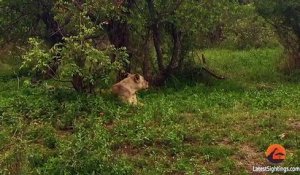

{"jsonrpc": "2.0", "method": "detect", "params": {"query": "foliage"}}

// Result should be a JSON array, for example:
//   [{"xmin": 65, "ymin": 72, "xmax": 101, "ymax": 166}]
[
  {"xmin": 221, "ymin": 3, "xmax": 278, "ymax": 49},
  {"xmin": 21, "ymin": 38, "xmax": 53, "ymax": 75},
  {"xmin": 202, "ymin": 48, "xmax": 283, "ymax": 82},
  {"xmin": 56, "ymin": 26, "xmax": 128, "ymax": 89},
  {"xmin": 3, "ymin": 0, "xmax": 261, "ymax": 85},
  {"xmin": 254, "ymin": 0, "xmax": 300, "ymax": 69},
  {"xmin": 1, "ymin": 48, "xmax": 300, "ymax": 174},
  {"xmin": 0, "ymin": 0, "xmax": 57, "ymax": 43},
  {"xmin": 21, "ymin": 27, "xmax": 128, "ymax": 91},
  {"xmin": 1, "ymin": 0, "xmax": 300, "ymax": 174}
]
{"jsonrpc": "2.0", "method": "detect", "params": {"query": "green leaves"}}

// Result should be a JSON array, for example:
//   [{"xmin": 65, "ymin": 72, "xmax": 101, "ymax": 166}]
[
  {"xmin": 20, "ymin": 3, "xmax": 129, "ymax": 91},
  {"xmin": 254, "ymin": 0, "xmax": 300, "ymax": 66},
  {"xmin": 21, "ymin": 38, "xmax": 52, "ymax": 74},
  {"xmin": 0, "ymin": 0, "xmax": 55, "ymax": 42}
]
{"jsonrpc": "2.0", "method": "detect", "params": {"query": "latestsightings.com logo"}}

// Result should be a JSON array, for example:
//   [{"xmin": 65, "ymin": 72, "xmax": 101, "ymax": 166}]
[
  {"xmin": 253, "ymin": 144, "xmax": 300, "ymax": 173},
  {"xmin": 265, "ymin": 144, "xmax": 286, "ymax": 163}
]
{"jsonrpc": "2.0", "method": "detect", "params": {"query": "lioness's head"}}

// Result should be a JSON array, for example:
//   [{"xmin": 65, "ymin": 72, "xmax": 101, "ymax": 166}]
[{"xmin": 128, "ymin": 73, "xmax": 149, "ymax": 90}]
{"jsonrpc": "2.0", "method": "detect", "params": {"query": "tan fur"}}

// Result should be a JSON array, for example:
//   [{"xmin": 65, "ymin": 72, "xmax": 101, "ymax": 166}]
[{"xmin": 112, "ymin": 73, "xmax": 149, "ymax": 105}]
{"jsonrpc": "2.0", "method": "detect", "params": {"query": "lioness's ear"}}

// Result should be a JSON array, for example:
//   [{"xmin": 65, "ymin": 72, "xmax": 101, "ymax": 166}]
[{"xmin": 134, "ymin": 74, "xmax": 140, "ymax": 83}]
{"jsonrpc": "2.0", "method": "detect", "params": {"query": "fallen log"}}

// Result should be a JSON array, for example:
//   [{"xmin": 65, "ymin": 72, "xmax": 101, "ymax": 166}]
[
  {"xmin": 201, "ymin": 54, "xmax": 226, "ymax": 80},
  {"xmin": 202, "ymin": 67, "xmax": 226, "ymax": 80}
]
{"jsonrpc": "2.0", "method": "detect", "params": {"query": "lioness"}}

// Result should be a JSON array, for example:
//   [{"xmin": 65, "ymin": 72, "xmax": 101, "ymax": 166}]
[{"xmin": 112, "ymin": 73, "xmax": 149, "ymax": 105}]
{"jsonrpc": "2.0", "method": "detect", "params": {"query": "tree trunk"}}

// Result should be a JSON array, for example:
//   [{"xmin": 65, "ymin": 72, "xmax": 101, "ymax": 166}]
[
  {"xmin": 71, "ymin": 73, "xmax": 95, "ymax": 93},
  {"xmin": 104, "ymin": 1, "xmax": 135, "ymax": 81},
  {"xmin": 106, "ymin": 20, "xmax": 130, "ymax": 49},
  {"xmin": 72, "ymin": 73, "xmax": 85, "ymax": 92},
  {"xmin": 33, "ymin": 10, "xmax": 63, "ymax": 81},
  {"xmin": 167, "ymin": 24, "xmax": 182, "ymax": 73},
  {"xmin": 209, "ymin": 24, "xmax": 224, "ymax": 45},
  {"xmin": 152, "ymin": 25, "xmax": 183, "ymax": 86},
  {"xmin": 40, "ymin": 11, "xmax": 63, "ymax": 45},
  {"xmin": 142, "ymin": 33, "xmax": 152, "ymax": 82},
  {"xmin": 152, "ymin": 24, "xmax": 165, "ymax": 72},
  {"xmin": 290, "ymin": 48, "xmax": 300, "ymax": 69},
  {"xmin": 71, "ymin": 53, "xmax": 96, "ymax": 93},
  {"xmin": 294, "ymin": 37, "xmax": 300, "ymax": 68},
  {"xmin": 146, "ymin": 0, "xmax": 165, "ymax": 72},
  {"xmin": 105, "ymin": 20, "xmax": 132, "ymax": 81}
]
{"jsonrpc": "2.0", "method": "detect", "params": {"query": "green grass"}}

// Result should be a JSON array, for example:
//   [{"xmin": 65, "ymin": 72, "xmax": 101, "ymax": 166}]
[
  {"xmin": 203, "ymin": 48, "xmax": 284, "ymax": 82},
  {"xmin": 1, "ymin": 47, "xmax": 300, "ymax": 174}
]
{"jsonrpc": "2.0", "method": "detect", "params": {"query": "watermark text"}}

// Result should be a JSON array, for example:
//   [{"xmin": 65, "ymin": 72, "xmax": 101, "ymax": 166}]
[{"xmin": 253, "ymin": 166, "xmax": 300, "ymax": 173}]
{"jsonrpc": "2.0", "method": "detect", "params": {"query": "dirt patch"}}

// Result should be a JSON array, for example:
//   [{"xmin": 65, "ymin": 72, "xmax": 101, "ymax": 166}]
[
  {"xmin": 104, "ymin": 122, "xmax": 115, "ymax": 130},
  {"xmin": 255, "ymin": 83, "xmax": 274, "ymax": 91},
  {"xmin": 218, "ymin": 137, "xmax": 232, "ymax": 145},
  {"xmin": 56, "ymin": 130, "xmax": 73, "ymax": 140},
  {"xmin": 288, "ymin": 120, "xmax": 300, "ymax": 130},
  {"xmin": 178, "ymin": 112, "xmax": 199, "ymax": 122},
  {"xmin": 179, "ymin": 112, "xmax": 197, "ymax": 117},
  {"xmin": 113, "ymin": 143, "xmax": 141, "ymax": 156},
  {"xmin": 183, "ymin": 135, "xmax": 199, "ymax": 145},
  {"xmin": 234, "ymin": 144, "xmax": 267, "ymax": 175}
]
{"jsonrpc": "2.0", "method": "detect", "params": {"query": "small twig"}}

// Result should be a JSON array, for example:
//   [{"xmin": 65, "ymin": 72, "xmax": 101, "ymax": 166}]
[
  {"xmin": 49, "ymin": 24, "xmax": 66, "ymax": 38},
  {"xmin": 13, "ymin": 71, "xmax": 20, "ymax": 90},
  {"xmin": 46, "ymin": 65, "xmax": 72, "ymax": 83}
]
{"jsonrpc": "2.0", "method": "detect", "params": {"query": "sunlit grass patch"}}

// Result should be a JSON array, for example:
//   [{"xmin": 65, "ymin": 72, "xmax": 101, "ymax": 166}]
[{"xmin": 203, "ymin": 48, "xmax": 283, "ymax": 82}]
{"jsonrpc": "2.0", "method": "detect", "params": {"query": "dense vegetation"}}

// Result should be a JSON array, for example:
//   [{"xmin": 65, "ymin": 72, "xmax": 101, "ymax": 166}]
[
  {"xmin": 1, "ymin": 48, "xmax": 300, "ymax": 174},
  {"xmin": 0, "ymin": 0, "xmax": 299, "ymax": 174}
]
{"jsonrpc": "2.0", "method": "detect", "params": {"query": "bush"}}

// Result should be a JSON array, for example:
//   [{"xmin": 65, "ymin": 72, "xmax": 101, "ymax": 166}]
[
  {"xmin": 221, "ymin": 4, "xmax": 279, "ymax": 49},
  {"xmin": 21, "ymin": 14, "xmax": 128, "ymax": 92}
]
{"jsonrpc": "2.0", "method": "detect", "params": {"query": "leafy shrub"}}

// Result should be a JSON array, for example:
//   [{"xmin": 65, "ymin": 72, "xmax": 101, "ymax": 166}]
[
  {"xmin": 221, "ymin": 4, "xmax": 279, "ymax": 49},
  {"xmin": 21, "ymin": 14, "xmax": 128, "ymax": 92}
]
